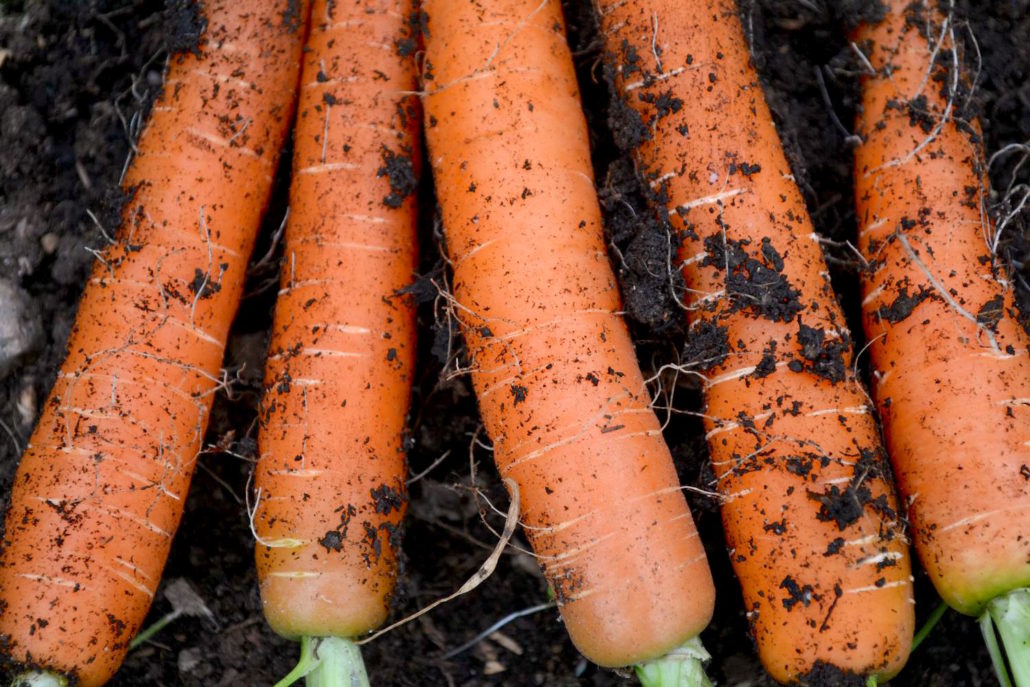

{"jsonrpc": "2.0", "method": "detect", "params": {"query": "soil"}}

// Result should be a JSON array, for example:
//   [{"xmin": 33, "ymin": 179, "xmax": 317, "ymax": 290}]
[{"xmin": 0, "ymin": 1, "xmax": 1027, "ymax": 686}]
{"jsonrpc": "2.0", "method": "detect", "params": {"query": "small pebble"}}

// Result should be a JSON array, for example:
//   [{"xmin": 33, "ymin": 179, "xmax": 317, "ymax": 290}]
[
  {"xmin": 40, "ymin": 232, "xmax": 59, "ymax": 255},
  {"xmin": 16, "ymin": 383, "xmax": 35, "ymax": 428},
  {"xmin": 0, "ymin": 278, "xmax": 43, "ymax": 378},
  {"xmin": 483, "ymin": 660, "xmax": 506, "ymax": 675},
  {"xmin": 177, "ymin": 647, "xmax": 201, "ymax": 674}
]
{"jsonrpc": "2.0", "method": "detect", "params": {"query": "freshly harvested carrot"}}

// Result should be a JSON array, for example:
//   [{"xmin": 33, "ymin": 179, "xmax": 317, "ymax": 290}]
[
  {"xmin": 593, "ymin": 0, "xmax": 914, "ymax": 682},
  {"xmin": 422, "ymin": 0, "xmax": 716, "ymax": 680},
  {"xmin": 853, "ymin": 1, "xmax": 1030, "ymax": 681},
  {"xmin": 0, "ymin": 3, "xmax": 306, "ymax": 685},
  {"xmin": 251, "ymin": 0, "xmax": 420, "ymax": 683}
]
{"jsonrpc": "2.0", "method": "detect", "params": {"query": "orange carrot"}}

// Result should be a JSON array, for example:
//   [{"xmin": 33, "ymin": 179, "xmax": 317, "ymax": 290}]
[
  {"xmin": 593, "ymin": 0, "xmax": 914, "ymax": 682},
  {"xmin": 853, "ymin": 1, "xmax": 1030, "ymax": 682},
  {"xmin": 0, "ymin": 3, "xmax": 306, "ymax": 685},
  {"xmin": 422, "ymin": 0, "xmax": 716, "ymax": 679},
  {"xmin": 251, "ymin": 0, "xmax": 420, "ymax": 682}
]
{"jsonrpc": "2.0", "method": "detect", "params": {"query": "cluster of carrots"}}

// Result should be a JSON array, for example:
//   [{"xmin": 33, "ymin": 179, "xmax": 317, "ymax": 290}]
[{"xmin": 0, "ymin": 0, "xmax": 1026, "ymax": 686}]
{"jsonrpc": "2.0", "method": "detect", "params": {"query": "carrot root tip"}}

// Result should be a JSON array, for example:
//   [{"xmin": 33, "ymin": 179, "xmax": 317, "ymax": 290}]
[
  {"xmin": 633, "ymin": 636, "xmax": 713, "ymax": 687},
  {"xmin": 11, "ymin": 672, "xmax": 67, "ymax": 687},
  {"xmin": 982, "ymin": 587, "xmax": 1030, "ymax": 687},
  {"xmin": 273, "ymin": 636, "xmax": 370, "ymax": 687}
]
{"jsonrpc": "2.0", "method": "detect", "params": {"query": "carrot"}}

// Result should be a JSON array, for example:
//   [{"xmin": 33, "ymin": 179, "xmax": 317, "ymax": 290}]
[
  {"xmin": 250, "ymin": 0, "xmax": 420, "ymax": 683},
  {"xmin": 0, "ymin": 3, "xmax": 306, "ymax": 685},
  {"xmin": 592, "ymin": 0, "xmax": 915, "ymax": 682},
  {"xmin": 853, "ymin": 1, "xmax": 1030, "ymax": 682},
  {"xmin": 421, "ymin": 0, "xmax": 716, "ymax": 680}
]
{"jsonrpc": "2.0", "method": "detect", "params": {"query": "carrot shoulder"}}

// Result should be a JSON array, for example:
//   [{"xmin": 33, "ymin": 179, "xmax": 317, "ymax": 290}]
[
  {"xmin": 594, "ymin": 0, "xmax": 914, "ymax": 682},
  {"xmin": 422, "ymin": 0, "xmax": 716, "ymax": 674},
  {"xmin": 252, "ymin": 0, "xmax": 420, "ymax": 682},
  {"xmin": 0, "ymin": 3, "xmax": 305, "ymax": 685},
  {"xmin": 853, "ymin": 0, "xmax": 1030, "ymax": 680}
]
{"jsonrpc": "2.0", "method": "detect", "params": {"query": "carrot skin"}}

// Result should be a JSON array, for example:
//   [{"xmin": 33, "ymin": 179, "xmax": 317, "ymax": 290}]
[
  {"xmin": 0, "ymin": 3, "xmax": 306, "ymax": 685},
  {"xmin": 854, "ymin": 0, "xmax": 1030, "ymax": 617},
  {"xmin": 594, "ymin": 0, "xmax": 915, "ymax": 682},
  {"xmin": 254, "ymin": 0, "xmax": 421, "ymax": 640},
  {"xmin": 422, "ymin": 0, "xmax": 715, "ymax": 668}
]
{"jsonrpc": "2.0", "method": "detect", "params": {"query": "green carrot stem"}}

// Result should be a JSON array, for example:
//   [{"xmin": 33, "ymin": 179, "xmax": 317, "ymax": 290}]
[
  {"xmin": 911, "ymin": 600, "xmax": 949, "ymax": 652},
  {"xmin": 273, "ymin": 636, "xmax": 371, "ymax": 687},
  {"xmin": 981, "ymin": 607, "xmax": 1013, "ymax": 687},
  {"xmin": 984, "ymin": 587, "xmax": 1030, "ymax": 687},
  {"xmin": 129, "ymin": 610, "xmax": 182, "ymax": 650},
  {"xmin": 634, "ymin": 637, "xmax": 713, "ymax": 687},
  {"xmin": 10, "ymin": 672, "xmax": 68, "ymax": 687}
]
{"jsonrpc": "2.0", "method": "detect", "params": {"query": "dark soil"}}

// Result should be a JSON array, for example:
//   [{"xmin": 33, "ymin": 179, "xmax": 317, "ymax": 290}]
[{"xmin": 0, "ymin": 1, "xmax": 1027, "ymax": 686}]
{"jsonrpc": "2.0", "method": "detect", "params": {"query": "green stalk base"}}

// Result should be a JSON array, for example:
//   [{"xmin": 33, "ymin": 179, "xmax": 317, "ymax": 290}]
[
  {"xmin": 982, "ymin": 587, "xmax": 1030, "ymax": 687},
  {"xmin": 634, "ymin": 637, "xmax": 713, "ymax": 687},
  {"xmin": 11, "ymin": 672, "xmax": 67, "ymax": 687},
  {"xmin": 273, "ymin": 636, "xmax": 370, "ymax": 687},
  {"xmin": 911, "ymin": 600, "xmax": 950, "ymax": 652}
]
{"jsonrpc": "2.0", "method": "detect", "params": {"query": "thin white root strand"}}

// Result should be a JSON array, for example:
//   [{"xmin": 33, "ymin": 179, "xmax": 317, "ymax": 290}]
[{"xmin": 356, "ymin": 478, "xmax": 520, "ymax": 645}]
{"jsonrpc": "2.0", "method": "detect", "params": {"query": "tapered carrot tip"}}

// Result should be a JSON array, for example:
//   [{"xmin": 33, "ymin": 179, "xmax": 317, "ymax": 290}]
[
  {"xmin": 635, "ymin": 637, "xmax": 713, "ymax": 687},
  {"xmin": 273, "ymin": 636, "xmax": 370, "ymax": 687},
  {"xmin": 981, "ymin": 587, "xmax": 1030, "ymax": 687}
]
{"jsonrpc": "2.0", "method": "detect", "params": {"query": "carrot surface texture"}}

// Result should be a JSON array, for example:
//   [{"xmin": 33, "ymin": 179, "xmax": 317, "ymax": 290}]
[
  {"xmin": 251, "ymin": 0, "xmax": 421, "ymax": 684},
  {"xmin": 593, "ymin": 0, "xmax": 915, "ymax": 683},
  {"xmin": 853, "ymin": 2, "xmax": 1030, "ymax": 683},
  {"xmin": 0, "ymin": 2, "xmax": 306, "ymax": 686},
  {"xmin": 421, "ymin": 0, "xmax": 716, "ymax": 682}
]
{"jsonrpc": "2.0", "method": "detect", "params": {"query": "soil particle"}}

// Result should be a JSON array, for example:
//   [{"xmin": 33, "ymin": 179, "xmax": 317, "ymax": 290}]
[
  {"xmin": 377, "ymin": 147, "xmax": 418, "ymax": 209},
  {"xmin": 509, "ymin": 383, "xmax": 527, "ymax": 405},
  {"xmin": 362, "ymin": 522, "xmax": 383, "ymax": 565},
  {"xmin": 795, "ymin": 321, "xmax": 848, "ymax": 383},
  {"xmin": 395, "ymin": 37, "xmax": 416, "ymax": 57},
  {"xmin": 807, "ymin": 448, "xmax": 895, "ymax": 532},
  {"xmin": 607, "ymin": 95, "xmax": 650, "ymax": 150},
  {"xmin": 809, "ymin": 482, "xmax": 869, "ymax": 530},
  {"xmin": 785, "ymin": 453, "xmax": 821, "ymax": 478},
  {"xmin": 976, "ymin": 294, "xmax": 1005, "ymax": 328},
  {"xmin": 798, "ymin": 660, "xmax": 867, "ymax": 687},
  {"xmin": 701, "ymin": 233, "xmax": 804, "ymax": 322},
  {"xmin": 682, "ymin": 321, "xmax": 731, "ymax": 370},
  {"xmin": 281, "ymin": 0, "xmax": 301, "ymax": 32},
  {"xmin": 779, "ymin": 575, "xmax": 816, "ymax": 611},
  {"xmin": 370, "ymin": 483, "xmax": 406, "ymax": 515},
  {"xmin": 825, "ymin": 537, "xmax": 845, "ymax": 556},
  {"xmin": 637, "ymin": 89, "xmax": 684, "ymax": 123},
  {"xmin": 187, "ymin": 268, "xmax": 222, "ymax": 299},
  {"xmin": 318, "ymin": 530, "xmax": 343, "ymax": 552},
  {"xmin": 906, "ymin": 94, "xmax": 937, "ymax": 133},
  {"xmin": 599, "ymin": 158, "xmax": 686, "ymax": 331},
  {"xmin": 876, "ymin": 283, "xmax": 933, "ymax": 323},
  {"xmin": 754, "ymin": 339, "xmax": 778, "ymax": 378},
  {"xmin": 319, "ymin": 504, "xmax": 356, "ymax": 552}
]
